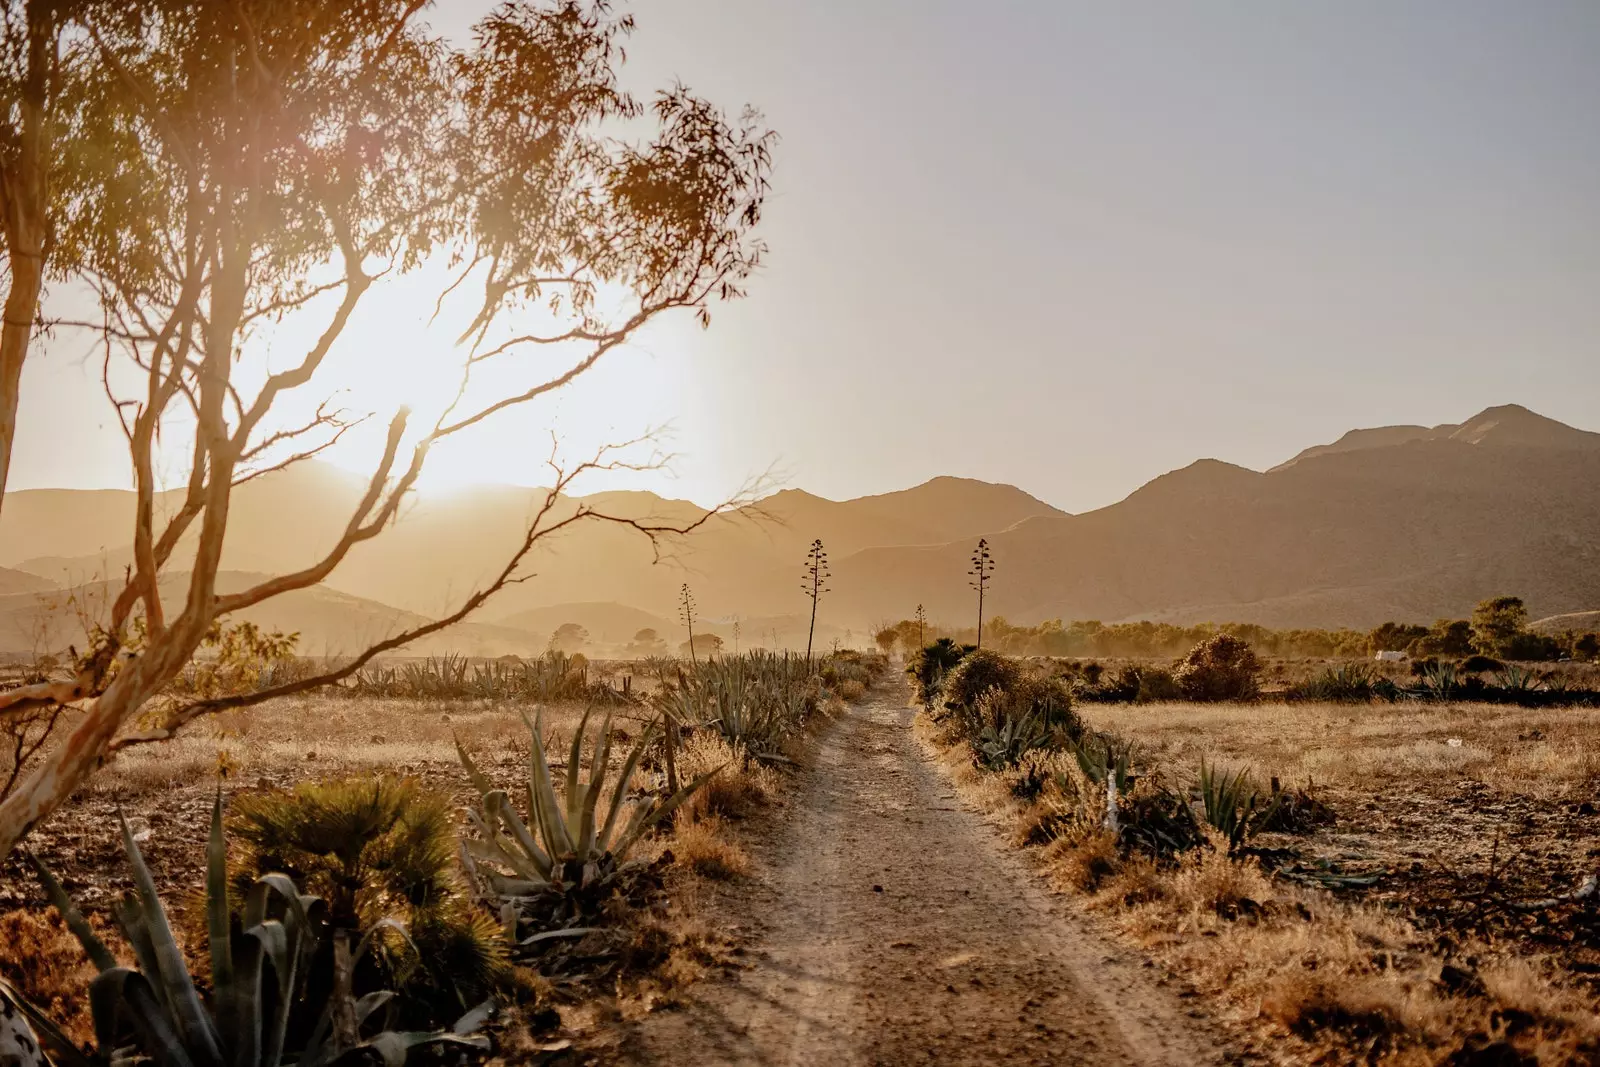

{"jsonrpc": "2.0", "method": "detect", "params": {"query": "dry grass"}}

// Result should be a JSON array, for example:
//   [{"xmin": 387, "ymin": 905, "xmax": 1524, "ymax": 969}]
[
  {"xmin": 0, "ymin": 908, "xmax": 110, "ymax": 1047},
  {"xmin": 675, "ymin": 733, "xmax": 781, "ymax": 823},
  {"xmin": 667, "ymin": 817, "xmax": 752, "ymax": 881},
  {"xmin": 923, "ymin": 700, "xmax": 1600, "ymax": 1065},
  {"xmin": 1081, "ymin": 699, "xmax": 1600, "ymax": 799}
]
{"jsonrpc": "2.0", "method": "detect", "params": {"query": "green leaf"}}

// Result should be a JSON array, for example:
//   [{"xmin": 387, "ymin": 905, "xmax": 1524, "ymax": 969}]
[
  {"xmin": 206, "ymin": 790, "xmax": 235, "ymax": 1039},
  {"xmin": 25, "ymin": 851, "xmax": 117, "ymax": 971},
  {"xmin": 521, "ymin": 709, "xmax": 573, "ymax": 858},
  {"xmin": 119, "ymin": 810, "xmax": 225, "ymax": 1067},
  {"xmin": 598, "ymin": 726, "xmax": 654, "ymax": 852},
  {"xmin": 90, "ymin": 967, "xmax": 196, "ymax": 1067},
  {"xmin": 577, "ymin": 712, "xmax": 614, "ymax": 857},
  {"xmin": 564, "ymin": 706, "xmax": 594, "ymax": 842}
]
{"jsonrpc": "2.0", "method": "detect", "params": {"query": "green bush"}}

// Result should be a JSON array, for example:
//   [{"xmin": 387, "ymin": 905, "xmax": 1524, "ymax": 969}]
[
  {"xmin": 940, "ymin": 648, "xmax": 1023, "ymax": 713},
  {"xmin": 1173, "ymin": 635, "xmax": 1261, "ymax": 702},
  {"xmin": 1460, "ymin": 654, "xmax": 1504, "ymax": 673},
  {"xmin": 906, "ymin": 638, "xmax": 971, "ymax": 707},
  {"xmin": 969, "ymin": 675, "xmax": 1080, "ymax": 768},
  {"xmin": 15, "ymin": 794, "xmax": 486, "ymax": 1067},
  {"xmin": 230, "ymin": 775, "xmax": 507, "ymax": 1027}
]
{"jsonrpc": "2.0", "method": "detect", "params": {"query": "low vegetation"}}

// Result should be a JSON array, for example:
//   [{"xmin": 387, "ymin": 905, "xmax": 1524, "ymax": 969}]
[
  {"xmin": 0, "ymin": 648, "xmax": 889, "ymax": 1061},
  {"xmin": 913, "ymin": 638, "xmax": 1600, "ymax": 1065},
  {"xmin": 877, "ymin": 592, "xmax": 1600, "ymax": 664}
]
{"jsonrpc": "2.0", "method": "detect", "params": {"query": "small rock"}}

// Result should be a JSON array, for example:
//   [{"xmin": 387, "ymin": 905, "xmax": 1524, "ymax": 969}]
[{"xmin": 872, "ymin": 884, "xmax": 883, "ymax": 893}]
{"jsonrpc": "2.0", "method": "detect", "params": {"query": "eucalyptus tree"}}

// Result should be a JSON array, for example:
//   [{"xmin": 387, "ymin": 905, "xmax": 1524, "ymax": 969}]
[
  {"xmin": 0, "ymin": 0, "xmax": 773, "ymax": 860},
  {"xmin": 0, "ymin": 0, "xmax": 88, "ymax": 508}
]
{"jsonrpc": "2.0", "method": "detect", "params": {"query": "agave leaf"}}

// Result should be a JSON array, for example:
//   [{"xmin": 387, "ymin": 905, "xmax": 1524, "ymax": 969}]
[
  {"xmin": 614, "ymin": 767, "xmax": 721, "ymax": 859},
  {"xmin": 349, "ymin": 1031, "xmax": 491, "ymax": 1067},
  {"xmin": 354, "ymin": 991, "xmax": 397, "ymax": 1027},
  {"xmin": 228, "ymin": 924, "xmax": 268, "ymax": 1067},
  {"xmin": 352, "ymin": 916, "xmax": 418, "ymax": 972},
  {"xmin": 454, "ymin": 735, "xmax": 496, "ymax": 799},
  {"xmin": 115, "ymin": 894, "xmax": 167, "ymax": 1011},
  {"xmin": 119, "ymin": 808, "xmax": 225, "ymax": 1067},
  {"xmin": 0, "ymin": 975, "xmax": 97, "ymax": 1067},
  {"xmin": 25, "ymin": 851, "xmax": 117, "ymax": 971},
  {"xmin": 90, "ymin": 967, "xmax": 196, "ymax": 1067},
  {"xmin": 564, "ymin": 706, "xmax": 594, "ymax": 842},
  {"xmin": 577, "ymin": 712, "xmax": 615, "ymax": 857},
  {"xmin": 205, "ymin": 790, "xmax": 234, "ymax": 1038},
  {"xmin": 485, "ymin": 791, "xmax": 553, "ymax": 879},
  {"xmin": 598, "ymin": 726, "xmax": 655, "ymax": 852},
  {"xmin": 521, "ymin": 709, "xmax": 574, "ymax": 858},
  {"xmin": 451, "ymin": 999, "xmax": 495, "ymax": 1035}
]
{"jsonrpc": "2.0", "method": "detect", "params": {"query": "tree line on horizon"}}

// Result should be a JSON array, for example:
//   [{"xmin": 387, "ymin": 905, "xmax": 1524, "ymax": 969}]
[{"xmin": 872, "ymin": 595, "xmax": 1599, "ymax": 664}]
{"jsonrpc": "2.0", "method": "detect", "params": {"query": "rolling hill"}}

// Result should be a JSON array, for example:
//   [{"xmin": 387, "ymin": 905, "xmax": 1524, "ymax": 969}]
[
  {"xmin": 2, "ymin": 402, "xmax": 1596, "ymax": 650},
  {"xmin": 828, "ymin": 404, "xmax": 1600, "ymax": 629}
]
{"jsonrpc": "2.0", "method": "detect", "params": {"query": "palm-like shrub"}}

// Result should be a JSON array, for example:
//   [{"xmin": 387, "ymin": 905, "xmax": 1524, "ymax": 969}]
[
  {"xmin": 229, "ymin": 776, "xmax": 506, "ymax": 1026},
  {"xmin": 1173, "ymin": 635, "xmax": 1261, "ymax": 702},
  {"xmin": 906, "ymin": 638, "xmax": 970, "ymax": 708},
  {"xmin": 11, "ymin": 795, "xmax": 485, "ymax": 1067}
]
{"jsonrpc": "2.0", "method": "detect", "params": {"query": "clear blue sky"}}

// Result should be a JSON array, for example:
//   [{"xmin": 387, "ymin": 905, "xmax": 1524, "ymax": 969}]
[{"xmin": 15, "ymin": 1, "xmax": 1600, "ymax": 512}]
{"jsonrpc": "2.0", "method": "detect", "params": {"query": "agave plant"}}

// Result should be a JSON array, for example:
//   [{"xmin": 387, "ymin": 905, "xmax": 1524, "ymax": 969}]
[
  {"xmin": 1197, "ymin": 757, "xmax": 1280, "ymax": 851},
  {"xmin": 457, "ymin": 707, "xmax": 714, "ymax": 909},
  {"xmin": 656, "ymin": 652, "xmax": 815, "ymax": 756},
  {"xmin": 1418, "ymin": 660, "xmax": 1458, "ymax": 700},
  {"xmin": 13, "ymin": 793, "xmax": 487, "ymax": 1067},
  {"xmin": 1494, "ymin": 664, "xmax": 1544, "ymax": 692},
  {"xmin": 1070, "ymin": 731, "xmax": 1136, "ymax": 792}
]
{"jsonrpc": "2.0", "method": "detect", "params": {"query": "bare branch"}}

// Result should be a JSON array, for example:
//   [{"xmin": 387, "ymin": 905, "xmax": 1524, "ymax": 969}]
[{"xmin": 115, "ymin": 443, "xmax": 756, "ymax": 746}]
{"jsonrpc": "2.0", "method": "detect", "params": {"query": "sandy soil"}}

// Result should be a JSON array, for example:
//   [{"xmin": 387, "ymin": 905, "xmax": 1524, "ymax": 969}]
[{"xmin": 621, "ymin": 680, "xmax": 1239, "ymax": 1066}]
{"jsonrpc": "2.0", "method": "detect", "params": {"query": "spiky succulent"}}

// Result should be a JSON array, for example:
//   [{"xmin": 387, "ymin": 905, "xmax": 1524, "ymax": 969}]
[
  {"xmin": 17, "ymin": 792, "xmax": 487, "ymax": 1067},
  {"xmin": 457, "ymin": 707, "xmax": 714, "ymax": 905}
]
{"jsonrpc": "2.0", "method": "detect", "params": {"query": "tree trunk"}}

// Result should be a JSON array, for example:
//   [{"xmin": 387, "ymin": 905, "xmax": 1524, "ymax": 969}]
[
  {"xmin": 0, "ymin": 254, "xmax": 42, "ymax": 506},
  {"xmin": 0, "ymin": 1, "xmax": 57, "ymax": 517}
]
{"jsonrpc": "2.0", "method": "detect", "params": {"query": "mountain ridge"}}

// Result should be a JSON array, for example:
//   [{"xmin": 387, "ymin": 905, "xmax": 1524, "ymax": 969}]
[{"xmin": 2, "ymin": 402, "xmax": 1596, "ymax": 647}]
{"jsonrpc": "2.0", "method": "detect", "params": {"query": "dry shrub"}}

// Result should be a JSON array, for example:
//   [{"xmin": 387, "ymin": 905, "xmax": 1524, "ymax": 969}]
[
  {"xmin": 1166, "ymin": 832, "xmax": 1279, "ymax": 920},
  {"xmin": 1090, "ymin": 855, "xmax": 1167, "ymax": 909},
  {"xmin": 676, "ymin": 733, "xmax": 778, "ymax": 822},
  {"xmin": 1259, "ymin": 971, "xmax": 1413, "ymax": 1043},
  {"xmin": 670, "ymin": 817, "xmax": 751, "ymax": 881},
  {"xmin": 1042, "ymin": 829, "xmax": 1120, "ymax": 892},
  {"xmin": 0, "ymin": 908, "xmax": 107, "ymax": 1046},
  {"xmin": 1009, "ymin": 798, "xmax": 1056, "ymax": 847},
  {"xmin": 838, "ymin": 679, "xmax": 866, "ymax": 702}
]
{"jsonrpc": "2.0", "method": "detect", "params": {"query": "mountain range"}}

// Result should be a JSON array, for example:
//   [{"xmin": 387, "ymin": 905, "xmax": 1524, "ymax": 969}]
[{"xmin": 1, "ymin": 403, "xmax": 1595, "ymax": 656}]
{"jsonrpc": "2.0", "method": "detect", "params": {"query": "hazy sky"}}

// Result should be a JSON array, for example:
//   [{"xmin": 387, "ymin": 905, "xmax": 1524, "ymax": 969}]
[{"xmin": 12, "ymin": 1, "xmax": 1600, "ymax": 513}]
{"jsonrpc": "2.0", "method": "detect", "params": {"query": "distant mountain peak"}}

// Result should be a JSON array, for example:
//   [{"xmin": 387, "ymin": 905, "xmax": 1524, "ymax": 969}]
[{"xmin": 1273, "ymin": 404, "xmax": 1599, "ymax": 471}]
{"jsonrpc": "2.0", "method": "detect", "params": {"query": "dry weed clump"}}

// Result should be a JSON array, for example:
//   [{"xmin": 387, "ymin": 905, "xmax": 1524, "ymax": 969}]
[
  {"xmin": 0, "ymin": 908, "xmax": 105, "ymax": 1046},
  {"xmin": 669, "ymin": 817, "xmax": 752, "ymax": 881},
  {"xmin": 675, "ymin": 733, "xmax": 780, "ymax": 823}
]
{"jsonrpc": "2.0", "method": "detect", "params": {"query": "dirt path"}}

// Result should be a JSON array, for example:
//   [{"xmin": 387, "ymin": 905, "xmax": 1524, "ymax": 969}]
[{"xmin": 622, "ymin": 680, "xmax": 1234, "ymax": 1066}]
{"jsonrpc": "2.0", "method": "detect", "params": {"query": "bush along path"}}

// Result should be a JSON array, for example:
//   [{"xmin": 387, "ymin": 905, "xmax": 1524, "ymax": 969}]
[{"xmin": 620, "ymin": 673, "xmax": 1232, "ymax": 1066}]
